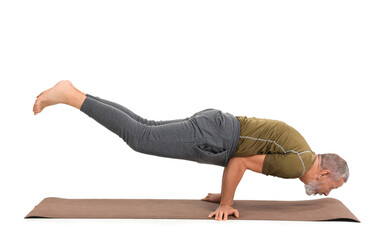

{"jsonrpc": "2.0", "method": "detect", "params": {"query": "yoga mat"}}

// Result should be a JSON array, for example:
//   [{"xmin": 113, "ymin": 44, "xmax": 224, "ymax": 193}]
[{"xmin": 25, "ymin": 197, "xmax": 359, "ymax": 222}]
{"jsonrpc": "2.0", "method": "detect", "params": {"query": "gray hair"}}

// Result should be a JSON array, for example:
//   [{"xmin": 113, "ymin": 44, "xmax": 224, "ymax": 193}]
[{"xmin": 319, "ymin": 153, "xmax": 349, "ymax": 183}]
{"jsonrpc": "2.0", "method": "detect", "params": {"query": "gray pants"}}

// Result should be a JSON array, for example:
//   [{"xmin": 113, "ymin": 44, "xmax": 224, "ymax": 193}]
[{"xmin": 80, "ymin": 94, "xmax": 241, "ymax": 167}]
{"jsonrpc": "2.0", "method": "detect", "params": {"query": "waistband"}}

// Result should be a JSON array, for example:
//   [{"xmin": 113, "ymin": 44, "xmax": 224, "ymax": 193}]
[{"xmin": 226, "ymin": 114, "xmax": 241, "ymax": 161}]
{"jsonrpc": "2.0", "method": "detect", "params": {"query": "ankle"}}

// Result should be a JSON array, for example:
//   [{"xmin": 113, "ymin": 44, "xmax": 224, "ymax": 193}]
[
  {"xmin": 68, "ymin": 91, "xmax": 86, "ymax": 110},
  {"xmin": 62, "ymin": 87, "xmax": 85, "ymax": 109}
]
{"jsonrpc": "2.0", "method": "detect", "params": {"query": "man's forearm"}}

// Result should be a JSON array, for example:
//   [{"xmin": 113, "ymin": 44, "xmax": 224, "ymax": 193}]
[{"xmin": 220, "ymin": 157, "xmax": 247, "ymax": 206}]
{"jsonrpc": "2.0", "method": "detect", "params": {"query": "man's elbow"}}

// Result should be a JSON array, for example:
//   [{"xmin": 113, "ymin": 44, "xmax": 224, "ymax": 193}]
[{"xmin": 228, "ymin": 157, "xmax": 247, "ymax": 171}]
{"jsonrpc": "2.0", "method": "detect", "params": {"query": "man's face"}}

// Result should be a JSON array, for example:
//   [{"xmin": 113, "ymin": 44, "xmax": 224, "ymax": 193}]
[{"xmin": 304, "ymin": 177, "xmax": 345, "ymax": 196}]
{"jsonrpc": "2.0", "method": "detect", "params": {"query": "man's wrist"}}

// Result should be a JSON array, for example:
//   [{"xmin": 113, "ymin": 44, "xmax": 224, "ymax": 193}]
[{"xmin": 220, "ymin": 202, "xmax": 232, "ymax": 207}]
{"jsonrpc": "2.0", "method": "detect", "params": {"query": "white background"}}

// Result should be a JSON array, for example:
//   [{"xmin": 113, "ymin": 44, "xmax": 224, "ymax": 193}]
[{"xmin": 1, "ymin": 0, "xmax": 389, "ymax": 239}]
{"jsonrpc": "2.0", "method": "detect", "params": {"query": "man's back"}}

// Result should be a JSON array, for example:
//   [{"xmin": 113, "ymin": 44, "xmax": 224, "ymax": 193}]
[{"xmin": 233, "ymin": 116, "xmax": 317, "ymax": 178}]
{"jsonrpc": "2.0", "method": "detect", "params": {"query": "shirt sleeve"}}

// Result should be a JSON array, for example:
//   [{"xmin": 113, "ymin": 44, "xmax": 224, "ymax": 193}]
[{"xmin": 262, "ymin": 153, "xmax": 305, "ymax": 179}]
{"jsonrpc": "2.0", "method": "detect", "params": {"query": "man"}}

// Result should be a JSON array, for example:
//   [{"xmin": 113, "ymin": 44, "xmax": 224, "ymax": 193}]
[{"xmin": 33, "ymin": 80, "xmax": 349, "ymax": 221}]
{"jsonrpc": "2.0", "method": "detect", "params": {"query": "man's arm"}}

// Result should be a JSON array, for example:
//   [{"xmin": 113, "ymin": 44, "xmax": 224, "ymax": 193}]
[
  {"xmin": 208, "ymin": 154, "xmax": 266, "ymax": 220},
  {"xmin": 219, "ymin": 157, "xmax": 246, "ymax": 206},
  {"xmin": 242, "ymin": 154, "xmax": 265, "ymax": 173},
  {"xmin": 220, "ymin": 154, "xmax": 265, "ymax": 205}
]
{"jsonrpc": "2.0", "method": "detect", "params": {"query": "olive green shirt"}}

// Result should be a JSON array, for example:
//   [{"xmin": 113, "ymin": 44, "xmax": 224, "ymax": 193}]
[{"xmin": 233, "ymin": 116, "xmax": 316, "ymax": 179}]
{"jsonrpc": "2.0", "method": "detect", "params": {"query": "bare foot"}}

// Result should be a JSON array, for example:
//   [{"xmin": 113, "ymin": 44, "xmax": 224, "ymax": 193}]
[{"xmin": 33, "ymin": 80, "xmax": 77, "ymax": 115}]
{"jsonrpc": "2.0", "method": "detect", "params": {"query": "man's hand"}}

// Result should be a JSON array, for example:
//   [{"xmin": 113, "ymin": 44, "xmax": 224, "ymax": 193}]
[
  {"xmin": 208, "ymin": 204, "xmax": 239, "ymax": 221},
  {"xmin": 201, "ymin": 193, "xmax": 221, "ymax": 203}
]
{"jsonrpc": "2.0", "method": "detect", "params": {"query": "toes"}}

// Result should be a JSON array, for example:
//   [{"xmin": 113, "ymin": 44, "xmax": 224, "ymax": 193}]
[
  {"xmin": 33, "ymin": 100, "xmax": 42, "ymax": 112},
  {"xmin": 34, "ymin": 108, "xmax": 42, "ymax": 115}
]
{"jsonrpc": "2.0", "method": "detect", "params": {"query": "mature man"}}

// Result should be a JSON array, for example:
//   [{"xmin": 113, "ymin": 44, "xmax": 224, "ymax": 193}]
[{"xmin": 33, "ymin": 80, "xmax": 349, "ymax": 221}]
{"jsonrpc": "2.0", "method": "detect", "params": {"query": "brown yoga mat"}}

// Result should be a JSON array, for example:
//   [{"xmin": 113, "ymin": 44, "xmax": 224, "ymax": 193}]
[{"xmin": 25, "ymin": 197, "xmax": 359, "ymax": 222}]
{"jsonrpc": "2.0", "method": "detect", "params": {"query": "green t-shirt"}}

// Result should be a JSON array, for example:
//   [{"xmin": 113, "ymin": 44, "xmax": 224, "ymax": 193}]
[{"xmin": 233, "ymin": 116, "xmax": 316, "ymax": 179}]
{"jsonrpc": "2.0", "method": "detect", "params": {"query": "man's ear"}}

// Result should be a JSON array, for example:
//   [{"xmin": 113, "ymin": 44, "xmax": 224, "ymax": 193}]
[{"xmin": 318, "ymin": 169, "xmax": 330, "ymax": 178}]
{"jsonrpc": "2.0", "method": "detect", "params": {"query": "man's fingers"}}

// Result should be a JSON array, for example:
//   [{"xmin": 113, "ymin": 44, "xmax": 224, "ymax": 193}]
[
  {"xmin": 209, "ymin": 210, "xmax": 236, "ymax": 221},
  {"xmin": 202, "ymin": 194, "xmax": 210, "ymax": 201},
  {"xmin": 234, "ymin": 210, "xmax": 239, "ymax": 218}
]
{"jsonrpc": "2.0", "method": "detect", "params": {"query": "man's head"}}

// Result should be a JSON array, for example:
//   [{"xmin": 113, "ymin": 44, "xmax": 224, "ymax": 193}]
[{"xmin": 304, "ymin": 153, "xmax": 349, "ymax": 196}]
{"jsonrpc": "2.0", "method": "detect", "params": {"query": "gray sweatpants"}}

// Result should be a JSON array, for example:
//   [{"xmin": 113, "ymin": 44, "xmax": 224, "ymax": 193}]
[{"xmin": 80, "ymin": 94, "xmax": 241, "ymax": 167}]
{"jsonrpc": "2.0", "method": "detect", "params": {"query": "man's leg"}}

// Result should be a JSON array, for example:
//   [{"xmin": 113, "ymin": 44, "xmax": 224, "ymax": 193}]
[
  {"xmin": 85, "ymin": 93, "xmax": 190, "ymax": 125},
  {"xmin": 78, "ymin": 95, "xmax": 197, "ymax": 156},
  {"xmin": 33, "ymin": 80, "xmax": 198, "ymax": 162}
]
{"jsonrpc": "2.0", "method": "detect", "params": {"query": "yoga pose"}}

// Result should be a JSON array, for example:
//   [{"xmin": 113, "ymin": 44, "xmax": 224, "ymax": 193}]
[{"xmin": 33, "ymin": 80, "xmax": 349, "ymax": 221}]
